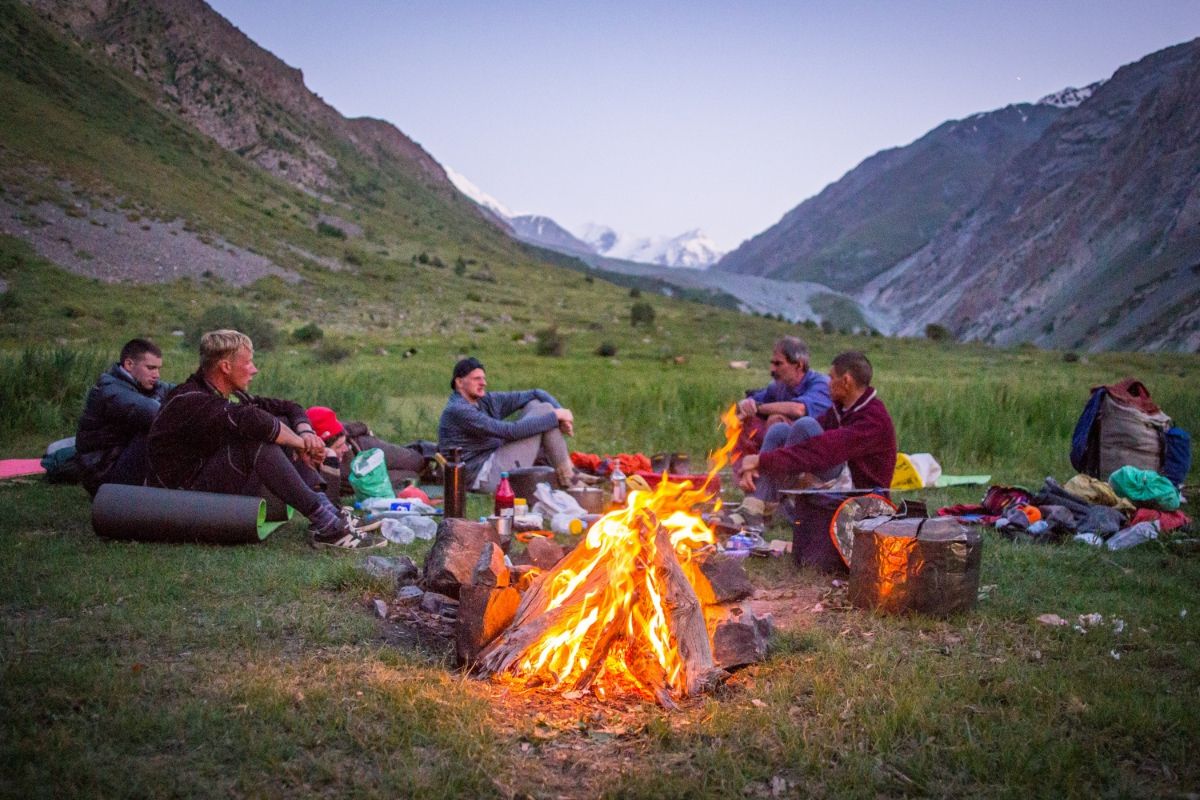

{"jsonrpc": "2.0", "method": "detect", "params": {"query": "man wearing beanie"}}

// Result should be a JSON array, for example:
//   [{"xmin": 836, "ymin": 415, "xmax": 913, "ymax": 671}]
[
  {"xmin": 148, "ymin": 330, "xmax": 385, "ymax": 550},
  {"xmin": 438, "ymin": 356, "xmax": 584, "ymax": 492}
]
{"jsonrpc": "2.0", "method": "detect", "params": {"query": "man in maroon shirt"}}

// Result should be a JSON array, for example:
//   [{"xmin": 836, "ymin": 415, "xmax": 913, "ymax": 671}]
[{"xmin": 722, "ymin": 351, "xmax": 897, "ymax": 531}]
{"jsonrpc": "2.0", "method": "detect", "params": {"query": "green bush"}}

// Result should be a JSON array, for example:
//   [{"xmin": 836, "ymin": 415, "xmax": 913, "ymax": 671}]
[
  {"xmin": 630, "ymin": 301, "xmax": 655, "ymax": 327},
  {"xmin": 316, "ymin": 221, "xmax": 346, "ymax": 239},
  {"xmin": 292, "ymin": 322, "xmax": 324, "ymax": 343},
  {"xmin": 925, "ymin": 323, "xmax": 954, "ymax": 342},
  {"xmin": 629, "ymin": 287, "xmax": 642, "ymax": 298},
  {"xmin": 595, "ymin": 341, "xmax": 618, "ymax": 357},
  {"xmin": 313, "ymin": 340, "xmax": 352, "ymax": 364},
  {"xmin": 189, "ymin": 304, "xmax": 278, "ymax": 350},
  {"xmin": 535, "ymin": 326, "xmax": 565, "ymax": 357}
]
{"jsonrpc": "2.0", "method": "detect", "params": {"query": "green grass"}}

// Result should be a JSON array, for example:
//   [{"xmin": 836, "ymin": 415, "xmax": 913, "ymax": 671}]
[{"xmin": 1, "ymin": 332, "xmax": 1197, "ymax": 798}]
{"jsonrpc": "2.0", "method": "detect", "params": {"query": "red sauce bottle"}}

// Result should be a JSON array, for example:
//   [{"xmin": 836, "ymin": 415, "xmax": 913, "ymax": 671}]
[{"xmin": 494, "ymin": 471, "xmax": 515, "ymax": 517}]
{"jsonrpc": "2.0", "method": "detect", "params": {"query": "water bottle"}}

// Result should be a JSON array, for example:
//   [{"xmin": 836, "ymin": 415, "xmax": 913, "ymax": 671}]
[
  {"xmin": 355, "ymin": 498, "xmax": 415, "ymax": 513},
  {"xmin": 443, "ymin": 447, "xmax": 466, "ymax": 519},
  {"xmin": 494, "ymin": 471, "xmax": 515, "ymax": 517},
  {"xmin": 610, "ymin": 462, "xmax": 627, "ymax": 507}
]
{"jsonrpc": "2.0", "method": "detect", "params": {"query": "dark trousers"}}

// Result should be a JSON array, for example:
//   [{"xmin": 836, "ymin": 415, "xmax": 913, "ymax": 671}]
[
  {"xmin": 189, "ymin": 439, "xmax": 326, "ymax": 518},
  {"xmin": 83, "ymin": 433, "xmax": 151, "ymax": 496}
]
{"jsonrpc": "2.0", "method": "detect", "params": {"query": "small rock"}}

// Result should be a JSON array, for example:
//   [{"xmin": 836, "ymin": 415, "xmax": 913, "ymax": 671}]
[
  {"xmin": 372, "ymin": 599, "xmax": 389, "ymax": 619},
  {"xmin": 395, "ymin": 585, "xmax": 424, "ymax": 606},
  {"xmin": 526, "ymin": 536, "xmax": 566, "ymax": 570},
  {"xmin": 362, "ymin": 555, "xmax": 419, "ymax": 583},
  {"xmin": 419, "ymin": 592, "xmax": 458, "ymax": 615}
]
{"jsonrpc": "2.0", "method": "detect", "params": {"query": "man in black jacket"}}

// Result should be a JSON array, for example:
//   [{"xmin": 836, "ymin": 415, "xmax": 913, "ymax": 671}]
[
  {"xmin": 147, "ymin": 329, "xmax": 383, "ymax": 550},
  {"xmin": 76, "ymin": 338, "xmax": 175, "ymax": 495}
]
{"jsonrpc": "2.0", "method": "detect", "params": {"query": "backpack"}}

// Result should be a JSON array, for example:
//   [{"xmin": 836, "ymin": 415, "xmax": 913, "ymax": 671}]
[
  {"xmin": 1069, "ymin": 379, "xmax": 1175, "ymax": 481},
  {"xmin": 40, "ymin": 436, "xmax": 81, "ymax": 484}
]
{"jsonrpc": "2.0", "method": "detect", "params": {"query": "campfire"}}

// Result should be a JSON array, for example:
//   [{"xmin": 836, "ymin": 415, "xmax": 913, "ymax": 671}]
[{"xmin": 470, "ymin": 405, "xmax": 753, "ymax": 708}]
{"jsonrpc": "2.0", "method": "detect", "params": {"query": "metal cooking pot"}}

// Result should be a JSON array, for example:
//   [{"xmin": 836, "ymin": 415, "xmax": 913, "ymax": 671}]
[{"xmin": 506, "ymin": 466, "xmax": 558, "ymax": 504}]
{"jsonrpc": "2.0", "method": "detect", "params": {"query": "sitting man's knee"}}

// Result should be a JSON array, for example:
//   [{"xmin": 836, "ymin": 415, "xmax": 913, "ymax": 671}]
[{"xmin": 521, "ymin": 399, "xmax": 556, "ymax": 416}]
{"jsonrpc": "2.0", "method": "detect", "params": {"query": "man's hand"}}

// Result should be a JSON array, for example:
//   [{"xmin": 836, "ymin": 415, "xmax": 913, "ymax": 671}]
[
  {"xmin": 737, "ymin": 454, "xmax": 760, "ymax": 492},
  {"xmin": 736, "ymin": 397, "xmax": 757, "ymax": 419},
  {"xmin": 555, "ymin": 407, "xmax": 575, "ymax": 437},
  {"xmin": 300, "ymin": 431, "xmax": 326, "ymax": 461}
]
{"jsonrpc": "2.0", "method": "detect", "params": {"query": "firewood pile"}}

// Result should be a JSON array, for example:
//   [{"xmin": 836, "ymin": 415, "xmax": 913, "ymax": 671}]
[{"xmin": 371, "ymin": 504, "xmax": 772, "ymax": 709}]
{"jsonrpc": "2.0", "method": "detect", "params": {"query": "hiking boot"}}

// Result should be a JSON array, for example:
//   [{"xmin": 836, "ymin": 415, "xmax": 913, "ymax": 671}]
[{"xmin": 706, "ymin": 496, "xmax": 768, "ymax": 534}]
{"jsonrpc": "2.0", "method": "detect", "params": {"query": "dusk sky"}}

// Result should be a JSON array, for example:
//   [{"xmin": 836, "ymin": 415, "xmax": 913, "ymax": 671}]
[{"xmin": 207, "ymin": 1, "xmax": 1199, "ymax": 251}]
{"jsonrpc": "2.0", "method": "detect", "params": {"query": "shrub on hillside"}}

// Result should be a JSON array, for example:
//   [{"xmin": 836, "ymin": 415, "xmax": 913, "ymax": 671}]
[
  {"xmin": 629, "ymin": 287, "xmax": 642, "ymax": 298},
  {"xmin": 925, "ymin": 323, "xmax": 954, "ymax": 342},
  {"xmin": 630, "ymin": 302, "xmax": 655, "ymax": 327},
  {"xmin": 314, "ymin": 340, "xmax": 352, "ymax": 364},
  {"xmin": 595, "ymin": 341, "xmax": 618, "ymax": 357},
  {"xmin": 189, "ymin": 304, "xmax": 278, "ymax": 350},
  {"xmin": 535, "ymin": 326, "xmax": 565, "ymax": 357},
  {"xmin": 316, "ymin": 221, "xmax": 346, "ymax": 239},
  {"xmin": 292, "ymin": 322, "xmax": 324, "ymax": 343}
]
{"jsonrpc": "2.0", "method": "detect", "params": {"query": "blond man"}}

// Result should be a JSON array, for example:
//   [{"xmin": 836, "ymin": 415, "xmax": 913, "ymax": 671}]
[{"xmin": 147, "ymin": 330, "xmax": 383, "ymax": 549}]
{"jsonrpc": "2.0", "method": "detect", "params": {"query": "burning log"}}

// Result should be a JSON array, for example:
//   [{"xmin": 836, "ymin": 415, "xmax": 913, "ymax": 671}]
[
  {"xmin": 649, "ymin": 528, "xmax": 729, "ymax": 697},
  {"xmin": 474, "ymin": 402, "xmax": 747, "ymax": 707},
  {"xmin": 456, "ymin": 585, "xmax": 521, "ymax": 666}
]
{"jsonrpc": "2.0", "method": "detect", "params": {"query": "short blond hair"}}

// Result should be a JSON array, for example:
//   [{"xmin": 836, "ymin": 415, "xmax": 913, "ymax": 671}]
[{"xmin": 199, "ymin": 329, "xmax": 253, "ymax": 373}]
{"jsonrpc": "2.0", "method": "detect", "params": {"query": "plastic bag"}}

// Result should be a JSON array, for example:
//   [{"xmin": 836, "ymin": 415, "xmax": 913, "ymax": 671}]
[
  {"xmin": 348, "ymin": 448, "xmax": 395, "ymax": 502},
  {"xmin": 1108, "ymin": 465, "xmax": 1180, "ymax": 511}
]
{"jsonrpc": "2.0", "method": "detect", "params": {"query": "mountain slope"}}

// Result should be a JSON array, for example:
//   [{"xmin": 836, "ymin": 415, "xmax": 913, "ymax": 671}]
[
  {"xmin": 715, "ymin": 102, "xmax": 1063, "ymax": 290},
  {"xmin": 864, "ymin": 39, "xmax": 1200, "ymax": 352},
  {"xmin": 508, "ymin": 215, "xmax": 595, "ymax": 256}
]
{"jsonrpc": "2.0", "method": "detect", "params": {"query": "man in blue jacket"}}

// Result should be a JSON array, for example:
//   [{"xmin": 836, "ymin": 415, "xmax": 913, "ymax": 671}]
[
  {"xmin": 75, "ymin": 338, "xmax": 175, "ymax": 495},
  {"xmin": 438, "ymin": 356, "xmax": 581, "ymax": 492},
  {"xmin": 735, "ymin": 336, "xmax": 832, "ymax": 441}
]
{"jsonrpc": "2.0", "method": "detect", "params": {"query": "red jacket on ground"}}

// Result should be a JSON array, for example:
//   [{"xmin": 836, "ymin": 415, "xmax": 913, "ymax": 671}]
[{"xmin": 756, "ymin": 388, "xmax": 897, "ymax": 490}]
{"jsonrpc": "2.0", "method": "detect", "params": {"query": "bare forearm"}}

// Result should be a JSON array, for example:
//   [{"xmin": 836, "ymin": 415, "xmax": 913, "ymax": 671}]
[{"xmin": 757, "ymin": 401, "xmax": 806, "ymax": 419}]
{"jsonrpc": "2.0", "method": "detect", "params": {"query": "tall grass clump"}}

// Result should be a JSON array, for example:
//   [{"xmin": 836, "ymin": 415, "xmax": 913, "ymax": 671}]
[{"xmin": 0, "ymin": 347, "xmax": 107, "ymax": 438}]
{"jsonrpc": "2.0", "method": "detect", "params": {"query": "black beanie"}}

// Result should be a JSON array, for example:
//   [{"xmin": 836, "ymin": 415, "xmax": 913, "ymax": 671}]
[{"xmin": 450, "ymin": 356, "xmax": 484, "ymax": 390}]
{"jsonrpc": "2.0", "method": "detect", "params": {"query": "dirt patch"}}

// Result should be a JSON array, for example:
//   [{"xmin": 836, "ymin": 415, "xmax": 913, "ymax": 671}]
[{"xmin": 0, "ymin": 192, "xmax": 299, "ymax": 286}]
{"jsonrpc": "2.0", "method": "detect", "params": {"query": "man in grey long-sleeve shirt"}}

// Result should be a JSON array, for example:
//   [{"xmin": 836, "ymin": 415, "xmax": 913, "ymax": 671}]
[{"xmin": 437, "ymin": 356, "xmax": 579, "ymax": 492}]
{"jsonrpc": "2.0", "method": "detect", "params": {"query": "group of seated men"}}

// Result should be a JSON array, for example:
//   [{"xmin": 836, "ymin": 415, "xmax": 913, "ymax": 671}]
[{"xmin": 73, "ymin": 329, "xmax": 895, "ymax": 549}]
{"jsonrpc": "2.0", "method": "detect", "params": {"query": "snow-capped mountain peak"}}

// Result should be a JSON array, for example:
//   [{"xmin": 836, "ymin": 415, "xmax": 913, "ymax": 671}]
[
  {"xmin": 1037, "ymin": 81, "xmax": 1105, "ymax": 109},
  {"xmin": 444, "ymin": 168, "xmax": 722, "ymax": 268},
  {"xmin": 444, "ymin": 165, "xmax": 516, "ymax": 219},
  {"xmin": 578, "ymin": 224, "xmax": 723, "ymax": 269}
]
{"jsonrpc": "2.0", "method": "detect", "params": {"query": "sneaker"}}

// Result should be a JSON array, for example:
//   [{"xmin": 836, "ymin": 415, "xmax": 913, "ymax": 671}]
[
  {"xmin": 706, "ymin": 497, "xmax": 767, "ymax": 534},
  {"xmin": 310, "ymin": 518, "xmax": 388, "ymax": 550}
]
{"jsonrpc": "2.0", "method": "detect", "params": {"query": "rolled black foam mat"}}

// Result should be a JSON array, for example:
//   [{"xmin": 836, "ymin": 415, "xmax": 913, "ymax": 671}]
[{"xmin": 92, "ymin": 484, "xmax": 292, "ymax": 544}]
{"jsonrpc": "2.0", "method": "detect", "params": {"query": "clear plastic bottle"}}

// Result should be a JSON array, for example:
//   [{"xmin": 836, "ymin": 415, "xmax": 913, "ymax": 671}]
[
  {"xmin": 494, "ymin": 471, "xmax": 515, "ymax": 517},
  {"xmin": 610, "ymin": 462, "xmax": 627, "ymax": 507}
]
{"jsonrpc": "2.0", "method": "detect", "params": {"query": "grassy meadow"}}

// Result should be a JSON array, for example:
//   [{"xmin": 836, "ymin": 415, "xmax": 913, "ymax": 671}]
[
  {"xmin": 2, "ymin": 248, "xmax": 1199, "ymax": 798},
  {"xmin": 1, "ymin": 5, "xmax": 1198, "ymax": 793}
]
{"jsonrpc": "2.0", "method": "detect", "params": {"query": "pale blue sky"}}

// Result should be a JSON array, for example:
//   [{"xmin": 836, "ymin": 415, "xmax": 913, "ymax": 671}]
[{"xmin": 208, "ymin": 1, "xmax": 1199, "ymax": 250}]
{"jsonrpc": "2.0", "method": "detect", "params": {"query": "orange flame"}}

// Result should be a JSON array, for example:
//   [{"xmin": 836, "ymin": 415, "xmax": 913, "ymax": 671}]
[{"xmin": 508, "ymin": 404, "xmax": 744, "ymax": 699}]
